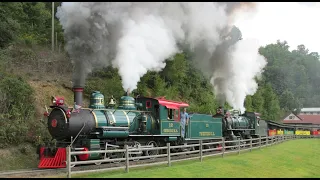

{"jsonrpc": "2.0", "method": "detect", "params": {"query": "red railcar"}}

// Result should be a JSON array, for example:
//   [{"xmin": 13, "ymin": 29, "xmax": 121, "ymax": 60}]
[{"xmin": 268, "ymin": 130, "xmax": 277, "ymax": 136}]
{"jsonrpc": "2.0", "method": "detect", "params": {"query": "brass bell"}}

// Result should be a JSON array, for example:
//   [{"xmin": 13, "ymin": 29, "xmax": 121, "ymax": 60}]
[{"xmin": 109, "ymin": 96, "xmax": 116, "ymax": 105}]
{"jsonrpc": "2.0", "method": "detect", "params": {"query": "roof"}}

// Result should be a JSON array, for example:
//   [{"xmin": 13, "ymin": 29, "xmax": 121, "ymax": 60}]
[
  {"xmin": 299, "ymin": 108, "xmax": 320, "ymax": 112},
  {"xmin": 283, "ymin": 114, "xmax": 320, "ymax": 125},
  {"xmin": 137, "ymin": 96, "xmax": 189, "ymax": 110},
  {"xmin": 156, "ymin": 97, "xmax": 189, "ymax": 110}
]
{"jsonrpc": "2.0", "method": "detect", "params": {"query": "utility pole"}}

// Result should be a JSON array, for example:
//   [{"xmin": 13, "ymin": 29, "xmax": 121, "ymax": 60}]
[{"xmin": 52, "ymin": 2, "xmax": 55, "ymax": 52}]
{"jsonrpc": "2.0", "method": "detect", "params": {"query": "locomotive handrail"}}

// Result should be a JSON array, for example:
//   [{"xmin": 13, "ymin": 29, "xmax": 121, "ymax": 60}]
[
  {"xmin": 98, "ymin": 126, "xmax": 129, "ymax": 130},
  {"xmin": 66, "ymin": 107, "xmax": 152, "ymax": 113},
  {"xmin": 69, "ymin": 122, "xmax": 86, "ymax": 147}
]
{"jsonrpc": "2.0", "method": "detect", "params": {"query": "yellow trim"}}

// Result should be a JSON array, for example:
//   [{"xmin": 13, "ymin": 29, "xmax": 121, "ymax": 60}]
[
  {"xmin": 122, "ymin": 110, "xmax": 130, "ymax": 127},
  {"xmin": 121, "ymin": 100, "xmax": 134, "ymax": 103},
  {"xmin": 91, "ymin": 111, "xmax": 98, "ymax": 128},
  {"xmin": 109, "ymin": 111, "xmax": 116, "ymax": 124},
  {"xmin": 58, "ymin": 108, "xmax": 67, "ymax": 123}
]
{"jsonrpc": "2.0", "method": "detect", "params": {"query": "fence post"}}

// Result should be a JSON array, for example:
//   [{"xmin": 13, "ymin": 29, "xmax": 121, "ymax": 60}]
[
  {"xmin": 266, "ymin": 136, "xmax": 268, "ymax": 146},
  {"xmin": 125, "ymin": 145, "xmax": 129, "ymax": 173},
  {"xmin": 222, "ymin": 137, "xmax": 225, "ymax": 158},
  {"xmin": 67, "ymin": 146, "xmax": 71, "ymax": 178},
  {"xmin": 250, "ymin": 137, "xmax": 252, "ymax": 152},
  {"xmin": 259, "ymin": 136, "xmax": 261, "ymax": 149},
  {"xmin": 167, "ymin": 143, "xmax": 171, "ymax": 167},
  {"xmin": 238, "ymin": 138, "xmax": 241, "ymax": 155},
  {"xmin": 199, "ymin": 140, "xmax": 203, "ymax": 162}
]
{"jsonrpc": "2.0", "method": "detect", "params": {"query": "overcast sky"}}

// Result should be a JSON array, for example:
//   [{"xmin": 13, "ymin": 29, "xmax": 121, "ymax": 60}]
[{"xmin": 234, "ymin": 2, "xmax": 320, "ymax": 53}]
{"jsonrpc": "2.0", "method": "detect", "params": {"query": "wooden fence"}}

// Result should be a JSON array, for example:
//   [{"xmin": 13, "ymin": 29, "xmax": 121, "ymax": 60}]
[{"xmin": 65, "ymin": 135, "xmax": 319, "ymax": 178}]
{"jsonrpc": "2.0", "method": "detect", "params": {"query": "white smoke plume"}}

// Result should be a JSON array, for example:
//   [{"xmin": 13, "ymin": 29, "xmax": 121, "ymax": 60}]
[
  {"xmin": 56, "ymin": 2, "xmax": 266, "ymax": 111},
  {"xmin": 210, "ymin": 39, "xmax": 267, "ymax": 112}
]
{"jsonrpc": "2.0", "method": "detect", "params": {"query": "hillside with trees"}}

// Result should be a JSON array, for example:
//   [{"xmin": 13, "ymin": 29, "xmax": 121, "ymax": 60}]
[{"xmin": 0, "ymin": 2, "xmax": 319, "ymax": 170}]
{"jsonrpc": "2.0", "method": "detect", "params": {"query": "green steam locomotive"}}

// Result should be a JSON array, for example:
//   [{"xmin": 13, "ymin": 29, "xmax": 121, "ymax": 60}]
[{"xmin": 38, "ymin": 88, "xmax": 265, "ymax": 168}]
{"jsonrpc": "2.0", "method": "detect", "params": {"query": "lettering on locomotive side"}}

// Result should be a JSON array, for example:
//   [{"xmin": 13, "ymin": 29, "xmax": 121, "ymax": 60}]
[
  {"xmin": 163, "ymin": 129, "xmax": 178, "ymax": 133},
  {"xmin": 199, "ymin": 132, "xmax": 215, "ymax": 136}
]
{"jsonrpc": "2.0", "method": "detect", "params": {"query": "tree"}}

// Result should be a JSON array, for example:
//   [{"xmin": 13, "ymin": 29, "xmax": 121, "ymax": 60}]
[
  {"xmin": 0, "ymin": 3, "xmax": 24, "ymax": 48},
  {"xmin": 261, "ymin": 83, "xmax": 280, "ymax": 121}
]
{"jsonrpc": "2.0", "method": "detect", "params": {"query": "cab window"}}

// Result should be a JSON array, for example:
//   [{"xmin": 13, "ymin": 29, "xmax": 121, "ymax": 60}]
[{"xmin": 168, "ymin": 109, "xmax": 173, "ymax": 120}]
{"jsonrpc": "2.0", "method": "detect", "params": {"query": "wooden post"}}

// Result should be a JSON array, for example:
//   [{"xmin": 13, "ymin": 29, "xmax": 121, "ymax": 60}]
[
  {"xmin": 167, "ymin": 143, "xmax": 171, "ymax": 167},
  {"xmin": 199, "ymin": 140, "xmax": 203, "ymax": 162},
  {"xmin": 125, "ymin": 145, "xmax": 129, "ymax": 173},
  {"xmin": 266, "ymin": 136, "xmax": 268, "ymax": 146},
  {"xmin": 222, "ymin": 137, "xmax": 225, "ymax": 158},
  {"xmin": 250, "ymin": 137, "xmax": 252, "ymax": 152},
  {"xmin": 238, "ymin": 138, "xmax": 240, "ymax": 155},
  {"xmin": 259, "ymin": 137, "xmax": 261, "ymax": 149},
  {"xmin": 67, "ymin": 146, "xmax": 71, "ymax": 178}
]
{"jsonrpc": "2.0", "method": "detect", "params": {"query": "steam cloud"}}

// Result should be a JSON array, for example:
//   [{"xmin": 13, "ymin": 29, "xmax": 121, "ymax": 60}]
[{"xmin": 56, "ymin": 2, "xmax": 267, "ymax": 111}]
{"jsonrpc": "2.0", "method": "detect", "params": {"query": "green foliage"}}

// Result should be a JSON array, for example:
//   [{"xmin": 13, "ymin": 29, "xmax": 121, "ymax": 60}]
[
  {"xmin": 0, "ymin": 2, "xmax": 64, "ymax": 48},
  {"xmin": 85, "ymin": 68, "xmax": 125, "ymax": 103},
  {"xmin": 1, "ymin": 1, "xmax": 320, "ymax": 147},
  {"xmin": 258, "ymin": 40, "xmax": 320, "ymax": 119},
  {"xmin": 0, "ymin": 2, "xmax": 23, "ymax": 48},
  {"xmin": 0, "ymin": 73, "xmax": 50, "ymax": 147}
]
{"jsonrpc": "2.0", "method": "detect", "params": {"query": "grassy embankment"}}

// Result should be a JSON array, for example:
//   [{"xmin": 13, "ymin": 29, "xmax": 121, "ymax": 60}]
[{"xmin": 67, "ymin": 139, "xmax": 320, "ymax": 178}]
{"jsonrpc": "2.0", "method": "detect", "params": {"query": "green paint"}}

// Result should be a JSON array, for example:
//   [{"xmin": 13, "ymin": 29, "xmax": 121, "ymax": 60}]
[
  {"xmin": 168, "ymin": 137, "xmax": 178, "ymax": 141},
  {"xmin": 118, "ymin": 96, "xmax": 136, "ymax": 110},
  {"xmin": 94, "ymin": 110, "xmax": 107, "ymax": 127},
  {"xmin": 284, "ymin": 130, "xmax": 294, "ymax": 135},
  {"xmin": 89, "ymin": 91, "xmax": 105, "ymax": 109},
  {"xmin": 160, "ymin": 120, "xmax": 180, "ymax": 135},
  {"xmin": 97, "ymin": 131, "xmax": 129, "ymax": 138},
  {"xmin": 82, "ymin": 139, "xmax": 101, "ymax": 160},
  {"xmin": 187, "ymin": 114, "xmax": 222, "ymax": 139}
]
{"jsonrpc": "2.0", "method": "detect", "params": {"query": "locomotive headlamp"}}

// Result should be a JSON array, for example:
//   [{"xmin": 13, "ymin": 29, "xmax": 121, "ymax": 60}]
[
  {"xmin": 51, "ymin": 96, "xmax": 65, "ymax": 106},
  {"xmin": 52, "ymin": 96, "xmax": 56, "ymax": 105}
]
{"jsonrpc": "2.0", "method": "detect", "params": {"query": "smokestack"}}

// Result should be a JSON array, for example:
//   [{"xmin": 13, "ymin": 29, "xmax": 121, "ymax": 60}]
[
  {"xmin": 127, "ymin": 88, "xmax": 130, "ymax": 96},
  {"xmin": 73, "ymin": 86, "xmax": 83, "ymax": 106}
]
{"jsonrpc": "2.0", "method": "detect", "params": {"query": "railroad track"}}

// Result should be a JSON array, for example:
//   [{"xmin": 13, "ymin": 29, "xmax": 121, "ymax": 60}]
[
  {"xmin": 0, "ymin": 168, "xmax": 66, "ymax": 178},
  {"xmin": 0, "ymin": 142, "xmax": 270, "ymax": 178}
]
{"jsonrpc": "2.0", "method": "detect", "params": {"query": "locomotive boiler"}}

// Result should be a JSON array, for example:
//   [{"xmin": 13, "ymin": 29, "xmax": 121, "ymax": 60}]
[
  {"xmin": 213, "ymin": 108, "xmax": 268, "ymax": 142},
  {"xmin": 47, "ymin": 87, "xmax": 159, "ymax": 143}
]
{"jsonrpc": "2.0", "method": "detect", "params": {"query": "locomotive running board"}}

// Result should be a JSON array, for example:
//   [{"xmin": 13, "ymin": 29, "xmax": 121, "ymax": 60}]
[{"xmin": 38, "ymin": 148, "xmax": 66, "ymax": 169}]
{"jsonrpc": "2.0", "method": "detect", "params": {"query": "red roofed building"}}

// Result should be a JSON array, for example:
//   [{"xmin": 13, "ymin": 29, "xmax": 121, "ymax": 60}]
[{"xmin": 282, "ymin": 108, "xmax": 320, "ymax": 125}]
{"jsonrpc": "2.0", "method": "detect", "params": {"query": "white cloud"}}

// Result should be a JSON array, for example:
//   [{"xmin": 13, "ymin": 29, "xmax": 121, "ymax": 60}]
[{"xmin": 234, "ymin": 2, "xmax": 320, "ymax": 53}]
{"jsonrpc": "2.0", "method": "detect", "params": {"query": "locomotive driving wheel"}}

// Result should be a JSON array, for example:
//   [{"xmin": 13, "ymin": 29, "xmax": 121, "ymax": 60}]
[
  {"xmin": 129, "ymin": 141, "xmax": 142, "ymax": 162},
  {"xmin": 70, "ymin": 155, "xmax": 77, "ymax": 168},
  {"xmin": 145, "ymin": 141, "xmax": 159, "ymax": 159},
  {"xmin": 111, "ymin": 152, "xmax": 124, "ymax": 164}
]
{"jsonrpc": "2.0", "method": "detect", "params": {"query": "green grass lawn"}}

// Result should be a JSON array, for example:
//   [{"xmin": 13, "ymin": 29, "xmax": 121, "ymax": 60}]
[{"xmin": 69, "ymin": 139, "xmax": 320, "ymax": 178}]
